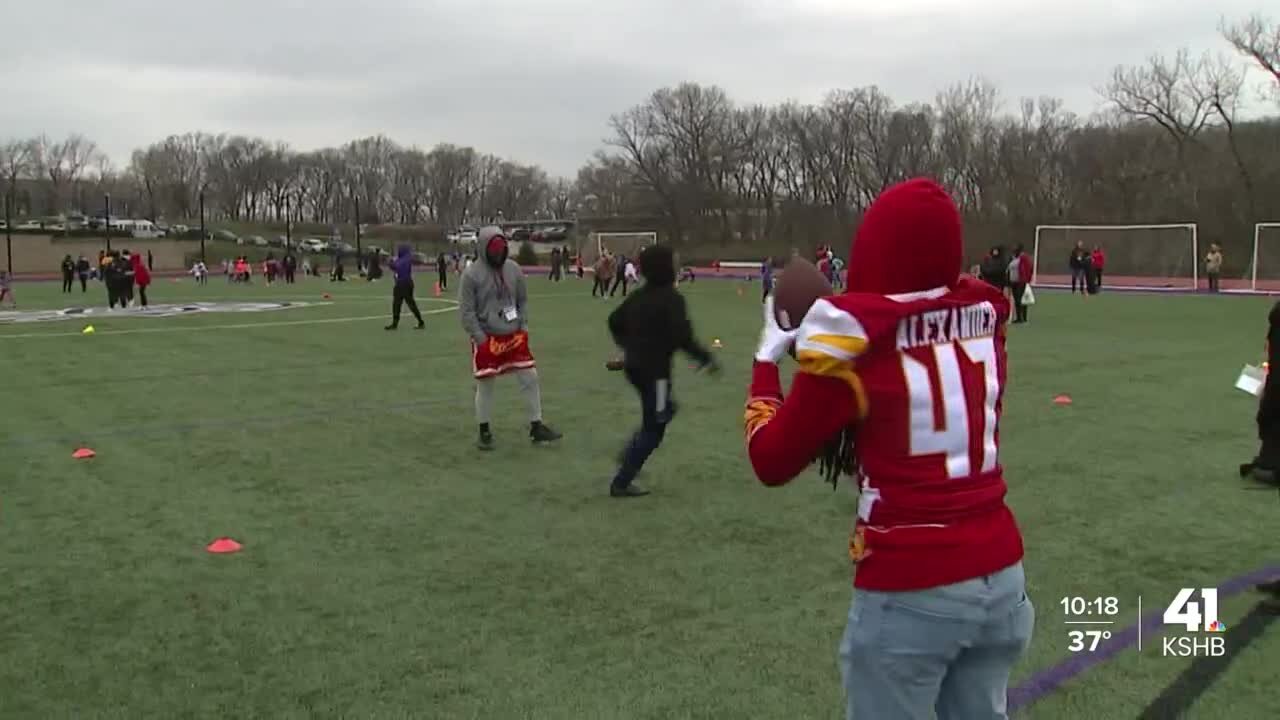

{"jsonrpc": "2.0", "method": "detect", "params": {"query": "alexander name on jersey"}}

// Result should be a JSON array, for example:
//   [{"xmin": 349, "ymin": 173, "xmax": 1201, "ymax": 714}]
[{"xmin": 895, "ymin": 301, "xmax": 1000, "ymax": 351}]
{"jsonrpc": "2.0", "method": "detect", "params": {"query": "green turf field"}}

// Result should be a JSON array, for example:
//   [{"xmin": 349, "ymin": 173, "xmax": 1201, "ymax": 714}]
[{"xmin": 1, "ymin": 276, "xmax": 1277, "ymax": 718}]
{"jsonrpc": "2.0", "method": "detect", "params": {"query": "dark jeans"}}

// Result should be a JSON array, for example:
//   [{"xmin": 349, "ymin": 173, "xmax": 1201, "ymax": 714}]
[
  {"xmin": 592, "ymin": 276, "xmax": 609, "ymax": 296},
  {"xmin": 62, "ymin": 274, "xmax": 74, "ymax": 292},
  {"xmin": 1071, "ymin": 268, "xmax": 1088, "ymax": 294},
  {"xmin": 1011, "ymin": 283, "xmax": 1028, "ymax": 323},
  {"xmin": 285, "ymin": 268, "xmax": 295, "ymax": 283},
  {"xmin": 391, "ymin": 280, "xmax": 423, "ymax": 326},
  {"xmin": 610, "ymin": 273, "xmax": 628, "ymax": 296},
  {"xmin": 79, "ymin": 274, "xmax": 88, "ymax": 292},
  {"xmin": 1208, "ymin": 272, "xmax": 1221, "ymax": 292},
  {"xmin": 438, "ymin": 269, "xmax": 448, "ymax": 290},
  {"xmin": 136, "ymin": 285, "xmax": 148, "ymax": 307},
  {"xmin": 612, "ymin": 371, "xmax": 676, "ymax": 489}
]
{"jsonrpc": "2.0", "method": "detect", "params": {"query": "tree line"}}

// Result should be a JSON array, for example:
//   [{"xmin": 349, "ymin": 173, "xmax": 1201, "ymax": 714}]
[{"xmin": 1, "ymin": 14, "xmax": 1277, "ymax": 266}]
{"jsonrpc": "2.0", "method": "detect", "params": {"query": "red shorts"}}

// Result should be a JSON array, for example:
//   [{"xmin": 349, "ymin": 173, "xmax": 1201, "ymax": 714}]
[{"xmin": 472, "ymin": 330, "xmax": 536, "ymax": 379}]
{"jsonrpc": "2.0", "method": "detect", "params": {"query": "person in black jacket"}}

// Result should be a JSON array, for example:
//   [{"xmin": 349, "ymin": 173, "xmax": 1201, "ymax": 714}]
[
  {"xmin": 1240, "ymin": 302, "xmax": 1280, "ymax": 611},
  {"xmin": 606, "ymin": 244, "xmax": 719, "ymax": 497},
  {"xmin": 76, "ymin": 255, "xmax": 91, "ymax": 292},
  {"xmin": 1069, "ymin": 241, "xmax": 1089, "ymax": 295},
  {"xmin": 60, "ymin": 255, "xmax": 75, "ymax": 293},
  {"xmin": 979, "ymin": 246, "xmax": 1007, "ymax": 289}
]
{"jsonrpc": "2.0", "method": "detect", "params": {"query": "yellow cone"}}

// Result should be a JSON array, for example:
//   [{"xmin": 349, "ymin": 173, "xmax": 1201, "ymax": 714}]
[
  {"xmin": 712, "ymin": 338, "xmax": 722, "ymax": 349},
  {"xmin": 82, "ymin": 325, "xmax": 95, "ymax": 335}
]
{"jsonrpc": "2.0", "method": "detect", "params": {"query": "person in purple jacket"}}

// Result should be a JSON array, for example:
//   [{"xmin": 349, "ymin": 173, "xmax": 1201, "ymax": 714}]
[{"xmin": 386, "ymin": 244, "xmax": 425, "ymax": 330}]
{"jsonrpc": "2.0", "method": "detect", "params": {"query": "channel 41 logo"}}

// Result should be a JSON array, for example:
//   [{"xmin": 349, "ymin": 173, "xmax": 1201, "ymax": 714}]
[{"xmin": 1161, "ymin": 588, "xmax": 1227, "ymax": 657}]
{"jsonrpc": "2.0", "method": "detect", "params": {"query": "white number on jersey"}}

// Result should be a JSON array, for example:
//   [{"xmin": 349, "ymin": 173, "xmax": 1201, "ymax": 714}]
[{"xmin": 901, "ymin": 336, "xmax": 1000, "ymax": 479}]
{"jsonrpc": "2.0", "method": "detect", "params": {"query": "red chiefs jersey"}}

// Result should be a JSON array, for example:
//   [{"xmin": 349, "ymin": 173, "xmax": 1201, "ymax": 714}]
[{"xmin": 745, "ymin": 276, "xmax": 1024, "ymax": 591}]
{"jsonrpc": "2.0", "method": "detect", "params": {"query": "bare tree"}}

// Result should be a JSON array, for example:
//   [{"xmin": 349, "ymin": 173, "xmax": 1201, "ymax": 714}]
[{"xmin": 1222, "ymin": 14, "xmax": 1280, "ymax": 99}]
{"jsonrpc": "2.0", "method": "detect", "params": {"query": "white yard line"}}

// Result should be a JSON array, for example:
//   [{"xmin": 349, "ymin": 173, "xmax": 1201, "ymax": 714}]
[{"xmin": 0, "ymin": 304, "xmax": 459, "ymax": 339}]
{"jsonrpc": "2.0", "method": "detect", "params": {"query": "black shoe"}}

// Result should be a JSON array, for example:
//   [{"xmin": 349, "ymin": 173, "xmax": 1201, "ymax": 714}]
[
  {"xmin": 384, "ymin": 325, "xmax": 397, "ymax": 331},
  {"xmin": 415, "ymin": 322, "xmax": 425, "ymax": 330},
  {"xmin": 1257, "ymin": 579, "xmax": 1280, "ymax": 596},
  {"xmin": 610, "ymin": 484, "xmax": 650, "ymax": 498},
  {"xmin": 530, "ymin": 422, "xmax": 562, "ymax": 444},
  {"xmin": 477, "ymin": 429, "xmax": 495, "ymax": 451},
  {"xmin": 1263, "ymin": 595, "xmax": 1280, "ymax": 615}
]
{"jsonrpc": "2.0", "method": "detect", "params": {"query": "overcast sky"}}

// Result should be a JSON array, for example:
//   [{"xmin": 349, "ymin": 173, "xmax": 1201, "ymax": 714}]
[{"xmin": 1, "ymin": 0, "xmax": 1272, "ymax": 178}]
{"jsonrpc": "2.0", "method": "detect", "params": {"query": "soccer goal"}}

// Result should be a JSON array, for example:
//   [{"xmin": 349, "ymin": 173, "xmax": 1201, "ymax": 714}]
[
  {"xmin": 1249, "ymin": 223, "xmax": 1280, "ymax": 292},
  {"xmin": 586, "ymin": 232, "xmax": 658, "ymax": 266},
  {"xmin": 1032, "ymin": 224, "xmax": 1198, "ymax": 291}
]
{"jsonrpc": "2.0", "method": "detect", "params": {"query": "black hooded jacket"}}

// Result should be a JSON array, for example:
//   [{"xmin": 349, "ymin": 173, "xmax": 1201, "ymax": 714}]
[{"xmin": 607, "ymin": 245, "xmax": 711, "ymax": 378}]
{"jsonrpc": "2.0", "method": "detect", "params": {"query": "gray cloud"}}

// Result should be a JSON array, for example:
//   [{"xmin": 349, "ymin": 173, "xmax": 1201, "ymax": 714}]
[{"xmin": 0, "ymin": 0, "xmax": 1270, "ymax": 177}]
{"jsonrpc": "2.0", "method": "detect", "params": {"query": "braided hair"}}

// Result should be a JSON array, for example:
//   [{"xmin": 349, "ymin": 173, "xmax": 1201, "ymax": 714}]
[{"xmin": 817, "ymin": 425, "xmax": 859, "ymax": 489}]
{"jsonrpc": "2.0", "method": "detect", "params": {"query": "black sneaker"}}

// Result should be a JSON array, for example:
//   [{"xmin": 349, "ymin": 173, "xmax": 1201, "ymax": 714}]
[
  {"xmin": 610, "ymin": 484, "xmax": 650, "ymax": 498},
  {"xmin": 1257, "ymin": 579, "xmax": 1280, "ymax": 596},
  {"xmin": 530, "ymin": 422, "xmax": 562, "ymax": 444},
  {"xmin": 477, "ymin": 428, "xmax": 495, "ymax": 451},
  {"xmin": 384, "ymin": 324, "xmax": 397, "ymax": 331},
  {"xmin": 415, "ymin": 321, "xmax": 425, "ymax": 330}
]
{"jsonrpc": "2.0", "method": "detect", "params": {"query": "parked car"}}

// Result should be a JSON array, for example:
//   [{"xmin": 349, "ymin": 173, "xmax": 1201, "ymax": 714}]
[
  {"xmin": 15, "ymin": 220, "xmax": 42, "ymax": 230},
  {"xmin": 299, "ymin": 238, "xmax": 328, "ymax": 254},
  {"xmin": 509, "ymin": 228, "xmax": 531, "ymax": 243},
  {"xmin": 212, "ymin": 229, "xmax": 239, "ymax": 243}
]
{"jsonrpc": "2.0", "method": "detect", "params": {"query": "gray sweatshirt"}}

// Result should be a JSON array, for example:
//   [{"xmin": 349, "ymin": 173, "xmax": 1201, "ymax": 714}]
[{"xmin": 459, "ymin": 258, "xmax": 528, "ymax": 343}]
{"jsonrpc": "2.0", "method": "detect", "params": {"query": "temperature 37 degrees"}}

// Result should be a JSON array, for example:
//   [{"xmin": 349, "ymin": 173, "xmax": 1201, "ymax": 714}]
[{"xmin": 1060, "ymin": 596, "xmax": 1120, "ymax": 653}]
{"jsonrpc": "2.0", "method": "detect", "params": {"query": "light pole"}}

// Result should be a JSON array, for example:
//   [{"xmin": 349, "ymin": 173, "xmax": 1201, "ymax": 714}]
[
  {"xmin": 354, "ymin": 196, "xmax": 362, "ymax": 258},
  {"xmin": 4, "ymin": 192, "xmax": 12, "ymax": 275},
  {"xmin": 284, "ymin": 194, "xmax": 291, "ymax": 251},
  {"xmin": 198, "ymin": 190, "xmax": 206, "ymax": 262},
  {"xmin": 104, "ymin": 193, "xmax": 112, "ymax": 252}
]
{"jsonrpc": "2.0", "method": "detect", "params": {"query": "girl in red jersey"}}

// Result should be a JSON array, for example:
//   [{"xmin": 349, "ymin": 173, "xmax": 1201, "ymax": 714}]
[{"xmin": 744, "ymin": 178, "xmax": 1033, "ymax": 720}]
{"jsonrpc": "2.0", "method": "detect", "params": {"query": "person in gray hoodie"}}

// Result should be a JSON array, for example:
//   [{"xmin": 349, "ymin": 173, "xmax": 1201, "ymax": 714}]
[{"xmin": 460, "ymin": 226, "xmax": 563, "ymax": 450}]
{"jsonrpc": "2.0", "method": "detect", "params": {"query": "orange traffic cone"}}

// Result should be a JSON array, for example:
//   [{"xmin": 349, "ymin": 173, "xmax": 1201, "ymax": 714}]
[
  {"xmin": 206, "ymin": 537, "xmax": 243, "ymax": 554},
  {"xmin": 72, "ymin": 447, "xmax": 96, "ymax": 460},
  {"xmin": 1053, "ymin": 394, "xmax": 1073, "ymax": 406}
]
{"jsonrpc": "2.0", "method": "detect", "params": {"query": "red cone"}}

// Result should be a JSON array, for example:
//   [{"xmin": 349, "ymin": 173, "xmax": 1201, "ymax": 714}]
[
  {"xmin": 1053, "ymin": 394, "xmax": 1073, "ymax": 406},
  {"xmin": 72, "ymin": 448, "xmax": 96, "ymax": 459},
  {"xmin": 206, "ymin": 538, "xmax": 242, "ymax": 554}
]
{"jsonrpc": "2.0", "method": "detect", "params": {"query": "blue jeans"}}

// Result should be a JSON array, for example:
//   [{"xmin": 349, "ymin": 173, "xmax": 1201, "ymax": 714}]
[{"xmin": 839, "ymin": 562, "xmax": 1034, "ymax": 720}]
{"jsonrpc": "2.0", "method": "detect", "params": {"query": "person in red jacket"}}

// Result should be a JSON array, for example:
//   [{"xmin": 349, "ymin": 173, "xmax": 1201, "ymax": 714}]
[
  {"xmin": 744, "ymin": 178, "xmax": 1033, "ymax": 720},
  {"xmin": 130, "ymin": 251, "xmax": 152, "ymax": 307},
  {"xmin": 1090, "ymin": 245, "xmax": 1106, "ymax": 294}
]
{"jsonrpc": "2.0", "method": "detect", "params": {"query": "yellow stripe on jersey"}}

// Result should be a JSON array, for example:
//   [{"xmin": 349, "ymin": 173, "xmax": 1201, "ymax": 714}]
[
  {"xmin": 795, "ymin": 350, "xmax": 869, "ymax": 421},
  {"xmin": 744, "ymin": 398, "xmax": 780, "ymax": 443},
  {"xmin": 791, "ymin": 298, "xmax": 870, "ymax": 419}
]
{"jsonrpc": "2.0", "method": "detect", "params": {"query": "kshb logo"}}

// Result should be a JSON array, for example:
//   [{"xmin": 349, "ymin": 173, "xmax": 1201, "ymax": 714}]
[{"xmin": 1161, "ymin": 588, "xmax": 1226, "ymax": 657}]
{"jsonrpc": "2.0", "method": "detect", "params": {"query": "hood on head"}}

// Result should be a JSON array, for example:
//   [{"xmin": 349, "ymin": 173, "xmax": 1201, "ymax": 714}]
[
  {"xmin": 638, "ymin": 244, "xmax": 675, "ymax": 287},
  {"xmin": 478, "ymin": 226, "xmax": 508, "ymax": 268},
  {"xmin": 397, "ymin": 244, "xmax": 411, "ymax": 259},
  {"xmin": 846, "ymin": 177, "xmax": 962, "ymax": 295}
]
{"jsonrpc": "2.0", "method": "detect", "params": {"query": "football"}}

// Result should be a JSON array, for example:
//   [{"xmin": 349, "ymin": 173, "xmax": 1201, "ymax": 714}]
[{"xmin": 773, "ymin": 257, "xmax": 832, "ymax": 330}]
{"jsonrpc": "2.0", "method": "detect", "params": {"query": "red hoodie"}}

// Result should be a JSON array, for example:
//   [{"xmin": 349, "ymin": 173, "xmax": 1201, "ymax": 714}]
[
  {"xmin": 744, "ymin": 178, "xmax": 1024, "ymax": 592},
  {"xmin": 130, "ymin": 254, "xmax": 151, "ymax": 287},
  {"xmin": 1091, "ymin": 248, "xmax": 1105, "ymax": 270}
]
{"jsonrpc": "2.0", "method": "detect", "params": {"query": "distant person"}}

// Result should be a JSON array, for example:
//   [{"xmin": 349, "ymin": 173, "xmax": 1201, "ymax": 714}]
[
  {"xmin": 761, "ymin": 257, "xmax": 775, "ymax": 302},
  {"xmin": 60, "ymin": 254, "xmax": 75, "ymax": 293},
  {"xmin": 146, "ymin": 250, "xmax": 154, "ymax": 272},
  {"xmin": 365, "ymin": 251, "xmax": 383, "ymax": 281},
  {"xmin": 549, "ymin": 246, "xmax": 563, "ymax": 282},
  {"xmin": 623, "ymin": 258, "xmax": 639, "ymax": 291},
  {"xmin": 76, "ymin": 255, "xmax": 90, "ymax": 292},
  {"xmin": 437, "ymin": 252, "xmax": 449, "ymax": 291},
  {"xmin": 283, "ymin": 251, "xmax": 298, "ymax": 283},
  {"xmin": 130, "ymin": 250, "xmax": 151, "ymax": 307},
  {"xmin": 120, "ymin": 250, "xmax": 137, "ymax": 306},
  {"xmin": 385, "ymin": 244, "xmax": 425, "ymax": 331},
  {"xmin": 575, "ymin": 253, "xmax": 584, "ymax": 279},
  {"xmin": 0, "ymin": 271, "xmax": 15, "ymax": 308},
  {"xmin": 191, "ymin": 260, "xmax": 209, "ymax": 285},
  {"xmin": 459, "ymin": 226, "xmax": 562, "ymax": 450},
  {"xmin": 1205, "ymin": 243, "xmax": 1224, "ymax": 293},
  {"xmin": 1069, "ymin": 241, "xmax": 1090, "ymax": 295},
  {"xmin": 592, "ymin": 254, "xmax": 611, "ymax": 297},
  {"xmin": 1007, "ymin": 243, "xmax": 1032, "ymax": 324},
  {"xmin": 265, "ymin": 253, "xmax": 280, "ymax": 284},
  {"xmin": 980, "ymin": 246, "xmax": 1007, "ymax": 289},
  {"xmin": 98, "ymin": 251, "xmax": 111, "ymax": 283},
  {"xmin": 610, "ymin": 254, "xmax": 628, "ymax": 296},
  {"xmin": 831, "ymin": 255, "xmax": 846, "ymax": 290},
  {"xmin": 1090, "ymin": 245, "xmax": 1105, "ymax": 293}
]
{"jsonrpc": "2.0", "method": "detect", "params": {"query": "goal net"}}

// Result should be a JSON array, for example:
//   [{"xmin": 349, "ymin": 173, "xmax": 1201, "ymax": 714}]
[
  {"xmin": 1032, "ymin": 224, "xmax": 1198, "ymax": 290},
  {"xmin": 585, "ymin": 232, "xmax": 658, "ymax": 267},
  {"xmin": 1250, "ymin": 223, "xmax": 1280, "ymax": 292}
]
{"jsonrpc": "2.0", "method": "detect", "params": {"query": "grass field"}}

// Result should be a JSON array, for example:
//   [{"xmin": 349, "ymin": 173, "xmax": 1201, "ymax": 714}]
[{"xmin": 2, "ymin": 275, "xmax": 1278, "ymax": 719}]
